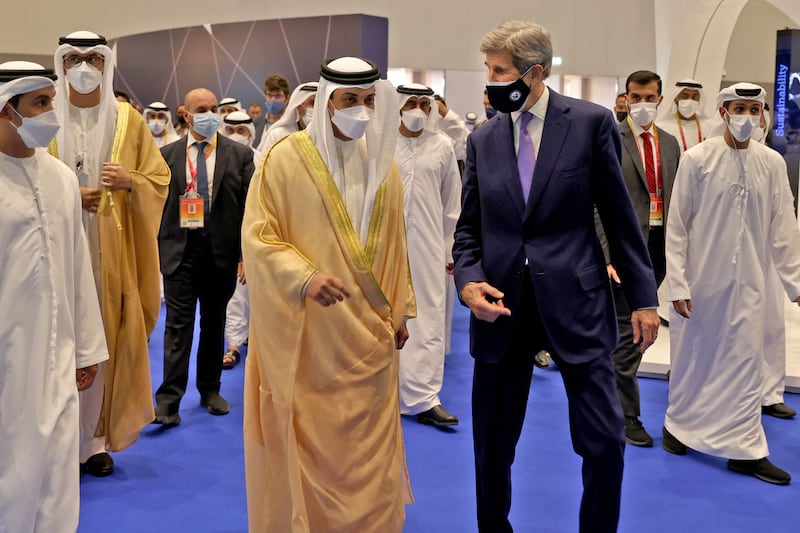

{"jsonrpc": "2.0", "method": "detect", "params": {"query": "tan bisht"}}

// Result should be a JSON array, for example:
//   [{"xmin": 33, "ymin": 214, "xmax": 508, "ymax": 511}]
[
  {"xmin": 242, "ymin": 130, "xmax": 416, "ymax": 532},
  {"xmin": 50, "ymin": 102, "xmax": 169, "ymax": 451}
]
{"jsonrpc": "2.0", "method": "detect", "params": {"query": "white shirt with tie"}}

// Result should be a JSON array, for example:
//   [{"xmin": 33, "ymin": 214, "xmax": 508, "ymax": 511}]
[
  {"xmin": 511, "ymin": 85, "xmax": 549, "ymax": 158},
  {"xmin": 186, "ymin": 133, "xmax": 217, "ymax": 201}
]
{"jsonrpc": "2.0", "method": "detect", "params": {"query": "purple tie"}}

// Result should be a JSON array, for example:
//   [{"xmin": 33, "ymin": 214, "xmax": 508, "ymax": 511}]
[{"xmin": 518, "ymin": 111, "xmax": 536, "ymax": 204}]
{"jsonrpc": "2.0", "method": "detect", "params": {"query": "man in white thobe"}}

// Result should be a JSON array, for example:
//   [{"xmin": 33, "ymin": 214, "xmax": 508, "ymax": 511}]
[
  {"xmin": 0, "ymin": 61, "xmax": 108, "ymax": 533},
  {"xmin": 144, "ymin": 101, "xmax": 181, "ymax": 148},
  {"xmin": 664, "ymin": 83, "xmax": 800, "ymax": 485},
  {"xmin": 395, "ymin": 84, "xmax": 461, "ymax": 427},
  {"xmin": 432, "ymin": 94, "xmax": 470, "ymax": 355},
  {"xmin": 655, "ymin": 79, "xmax": 711, "ymax": 154}
]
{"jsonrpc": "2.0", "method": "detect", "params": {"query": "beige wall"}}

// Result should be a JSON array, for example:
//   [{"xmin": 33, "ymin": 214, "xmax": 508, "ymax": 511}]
[{"xmin": 4, "ymin": 0, "xmax": 657, "ymax": 76}]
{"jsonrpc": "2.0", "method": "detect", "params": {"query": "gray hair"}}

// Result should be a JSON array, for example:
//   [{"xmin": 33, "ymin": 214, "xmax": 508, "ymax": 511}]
[{"xmin": 480, "ymin": 20, "xmax": 553, "ymax": 79}]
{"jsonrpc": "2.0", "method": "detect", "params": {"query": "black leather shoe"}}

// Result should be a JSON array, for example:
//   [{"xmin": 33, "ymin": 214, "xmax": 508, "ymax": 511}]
[
  {"xmin": 762, "ymin": 403, "xmax": 797, "ymax": 419},
  {"xmin": 417, "ymin": 405, "xmax": 458, "ymax": 427},
  {"xmin": 153, "ymin": 404, "xmax": 181, "ymax": 427},
  {"xmin": 662, "ymin": 426, "xmax": 688, "ymax": 455},
  {"xmin": 82, "ymin": 452, "xmax": 114, "ymax": 477},
  {"xmin": 727, "ymin": 458, "xmax": 791, "ymax": 485},
  {"xmin": 201, "ymin": 392, "xmax": 230, "ymax": 415},
  {"xmin": 625, "ymin": 417, "xmax": 653, "ymax": 447},
  {"xmin": 152, "ymin": 412, "xmax": 182, "ymax": 427}
]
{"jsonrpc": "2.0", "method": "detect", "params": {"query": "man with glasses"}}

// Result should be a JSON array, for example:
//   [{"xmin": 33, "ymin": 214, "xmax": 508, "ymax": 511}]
[{"xmin": 50, "ymin": 30, "xmax": 170, "ymax": 478}]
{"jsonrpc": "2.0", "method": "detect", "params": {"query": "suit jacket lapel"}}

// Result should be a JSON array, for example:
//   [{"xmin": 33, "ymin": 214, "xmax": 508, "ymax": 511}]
[
  {"xmin": 494, "ymin": 114, "xmax": 525, "ymax": 218},
  {"xmin": 524, "ymin": 91, "xmax": 569, "ymax": 219},
  {"xmin": 211, "ymin": 137, "xmax": 226, "ymax": 209},
  {"xmin": 620, "ymin": 121, "xmax": 646, "ymax": 189},
  {"xmin": 175, "ymin": 137, "xmax": 188, "ymax": 194},
  {"xmin": 655, "ymin": 125, "xmax": 677, "ymax": 173}
]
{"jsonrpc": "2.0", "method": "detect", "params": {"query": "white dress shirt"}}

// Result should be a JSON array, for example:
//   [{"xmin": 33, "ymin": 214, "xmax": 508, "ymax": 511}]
[
  {"xmin": 186, "ymin": 133, "xmax": 218, "ymax": 201},
  {"xmin": 511, "ymin": 85, "xmax": 550, "ymax": 158}
]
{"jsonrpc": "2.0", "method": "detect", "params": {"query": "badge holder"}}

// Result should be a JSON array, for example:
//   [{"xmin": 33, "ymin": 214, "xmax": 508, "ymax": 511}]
[
  {"xmin": 649, "ymin": 191, "xmax": 663, "ymax": 227},
  {"xmin": 180, "ymin": 181, "xmax": 204, "ymax": 229}
]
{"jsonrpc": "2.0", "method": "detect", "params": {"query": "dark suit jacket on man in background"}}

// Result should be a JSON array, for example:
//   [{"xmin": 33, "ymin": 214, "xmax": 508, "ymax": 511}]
[
  {"xmin": 155, "ymin": 134, "xmax": 254, "ymax": 417},
  {"xmin": 597, "ymin": 119, "xmax": 680, "ymax": 422},
  {"xmin": 453, "ymin": 89, "xmax": 659, "ymax": 533}
]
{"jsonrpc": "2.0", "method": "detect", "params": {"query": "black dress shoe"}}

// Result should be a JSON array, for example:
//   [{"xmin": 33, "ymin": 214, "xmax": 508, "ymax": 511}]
[
  {"xmin": 727, "ymin": 458, "xmax": 791, "ymax": 485},
  {"xmin": 82, "ymin": 452, "xmax": 114, "ymax": 477},
  {"xmin": 152, "ymin": 412, "xmax": 182, "ymax": 427},
  {"xmin": 417, "ymin": 405, "xmax": 458, "ymax": 427},
  {"xmin": 625, "ymin": 417, "xmax": 653, "ymax": 447},
  {"xmin": 762, "ymin": 403, "xmax": 797, "ymax": 419},
  {"xmin": 662, "ymin": 426, "xmax": 688, "ymax": 455},
  {"xmin": 201, "ymin": 392, "xmax": 230, "ymax": 415}
]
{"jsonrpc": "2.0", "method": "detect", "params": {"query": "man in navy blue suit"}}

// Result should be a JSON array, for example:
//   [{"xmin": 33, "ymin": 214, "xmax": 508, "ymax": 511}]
[{"xmin": 453, "ymin": 20, "xmax": 660, "ymax": 533}]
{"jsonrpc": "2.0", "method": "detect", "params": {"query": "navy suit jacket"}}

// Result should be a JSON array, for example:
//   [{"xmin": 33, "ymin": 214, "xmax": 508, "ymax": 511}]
[
  {"xmin": 158, "ymin": 134, "xmax": 254, "ymax": 276},
  {"xmin": 453, "ymin": 90, "xmax": 659, "ymax": 364}
]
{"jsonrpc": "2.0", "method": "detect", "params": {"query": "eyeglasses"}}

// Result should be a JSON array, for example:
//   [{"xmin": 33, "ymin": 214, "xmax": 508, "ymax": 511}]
[{"xmin": 63, "ymin": 54, "xmax": 105, "ymax": 68}]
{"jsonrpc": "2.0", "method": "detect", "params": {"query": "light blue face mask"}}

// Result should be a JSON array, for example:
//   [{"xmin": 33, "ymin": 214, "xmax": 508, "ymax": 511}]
[
  {"xmin": 265, "ymin": 99, "xmax": 286, "ymax": 116},
  {"xmin": 190, "ymin": 111, "xmax": 221, "ymax": 138}
]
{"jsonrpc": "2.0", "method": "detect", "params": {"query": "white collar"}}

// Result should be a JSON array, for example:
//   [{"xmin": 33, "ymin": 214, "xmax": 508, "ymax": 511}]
[
  {"xmin": 512, "ymin": 85, "xmax": 550, "ymax": 123},
  {"xmin": 187, "ymin": 132, "xmax": 217, "ymax": 147},
  {"xmin": 629, "ymin": 117, "xmax": 654, "ymax": 137}
]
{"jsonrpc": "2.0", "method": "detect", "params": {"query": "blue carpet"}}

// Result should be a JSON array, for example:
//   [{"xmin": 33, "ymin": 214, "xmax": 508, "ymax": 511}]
[{"xmin": 79, "ymin": 302, "xmax": 800, "ymax": 532}]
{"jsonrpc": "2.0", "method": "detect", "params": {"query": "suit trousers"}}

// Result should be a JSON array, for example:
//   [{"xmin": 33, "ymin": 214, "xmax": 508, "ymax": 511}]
[
  {"xmin": 611, "ymin": 225, "xmax": 665, "ymax": 418},
  {"xmin": 472, "ymin": 274, "xmax": 625, "ymax": 533},
  {"xmin": 156, "ymin": 231, "xmax": 237, "ymax": 412}
]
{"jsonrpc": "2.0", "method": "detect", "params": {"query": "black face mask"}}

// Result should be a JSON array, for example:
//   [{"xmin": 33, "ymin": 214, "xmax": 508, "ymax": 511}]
[
  {"xmin": 616, "ymin": 111, "xmax": 628, "ymax": 122},
  {"xmin": 485, "ymin": 65, "xmax": 534, "ymax": 114},
  {"xmin": 485, "ymin": 107, "xmax": 497, "ymax": 119}
]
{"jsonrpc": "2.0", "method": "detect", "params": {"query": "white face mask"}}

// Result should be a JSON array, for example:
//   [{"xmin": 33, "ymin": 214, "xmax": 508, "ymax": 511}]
[
  {"xmin": 148, "ymin": 118, "xmax": 167, "ymax": 135},
  {"xmin": 10, "ymin": 107, "xmax": 61, "ymax": 149},
  {"xmin": 401, "ymin": 108, "xmax": 427, "ymax": 132},
  {"xmin": 677, "ymin": 99, "xmax": 699, "ymax": 118},
  {"xmin": 65, "ymin": 62, "xmax": 103, "ymax": 95},
  {"xmin": 330, "ymin": 104, "xmax": 373, "ymax": 140},
  {"xmin": 725, "ymin": 111, "xmax": 761, "ymax": 143},
  {"xmin": 228, "ymin": 133, "xmax": 251, "ymax": 146},
  {"xmin": 301, "ymin": 108, "xmax": 314, "ymax": 128},
  {"xmin": 628, "ymin": 102, "xmax": 658, "ymax": 127}
]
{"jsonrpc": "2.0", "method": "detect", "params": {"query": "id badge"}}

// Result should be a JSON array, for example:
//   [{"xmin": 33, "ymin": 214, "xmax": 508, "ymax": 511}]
[
  {"xmin": 649, "ymin": 193, "xmax": 663, "ymax": 226},
  {"xmin": 180, "ymin": 196, "xmax": 205, "ymax": 228}
]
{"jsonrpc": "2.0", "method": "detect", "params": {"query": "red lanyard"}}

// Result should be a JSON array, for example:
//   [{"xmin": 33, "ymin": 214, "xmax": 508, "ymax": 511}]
[
  {"xmin": 675, "ymin": 113, "xmax": 702, "ymax": 152},
  {"xmin": 627, "ymin": 117, "xmax": 662, "ymax": 193}
]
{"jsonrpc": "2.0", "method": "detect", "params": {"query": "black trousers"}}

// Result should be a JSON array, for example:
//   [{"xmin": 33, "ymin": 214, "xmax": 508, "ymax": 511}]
[
  {"xmin": 472, "ymin": 274, "xmax": 625, "ymax": 533},
  {"xmin": 611, "ymin": 225, "xmax": 665, "ymax": 418},
  {"xmin": 155, "ymin": 232, "xmax": 237, "ymax": 413}
]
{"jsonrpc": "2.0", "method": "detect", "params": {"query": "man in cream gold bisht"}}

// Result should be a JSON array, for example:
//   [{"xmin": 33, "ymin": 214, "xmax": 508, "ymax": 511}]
[
  {"xmin": 241, "ymin": 57, "xmax": 415, "ymax": 532},
  {"xmin": 50, "ymin": 31, "xmax": 170, "ymax": 476},
  {"xmin": 0, "ymin": 61, "xmax": 108, "ymax": 532},
  {"xmin": 664, "ymin": 83, "xmax": 800, "ymax": 485}
]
